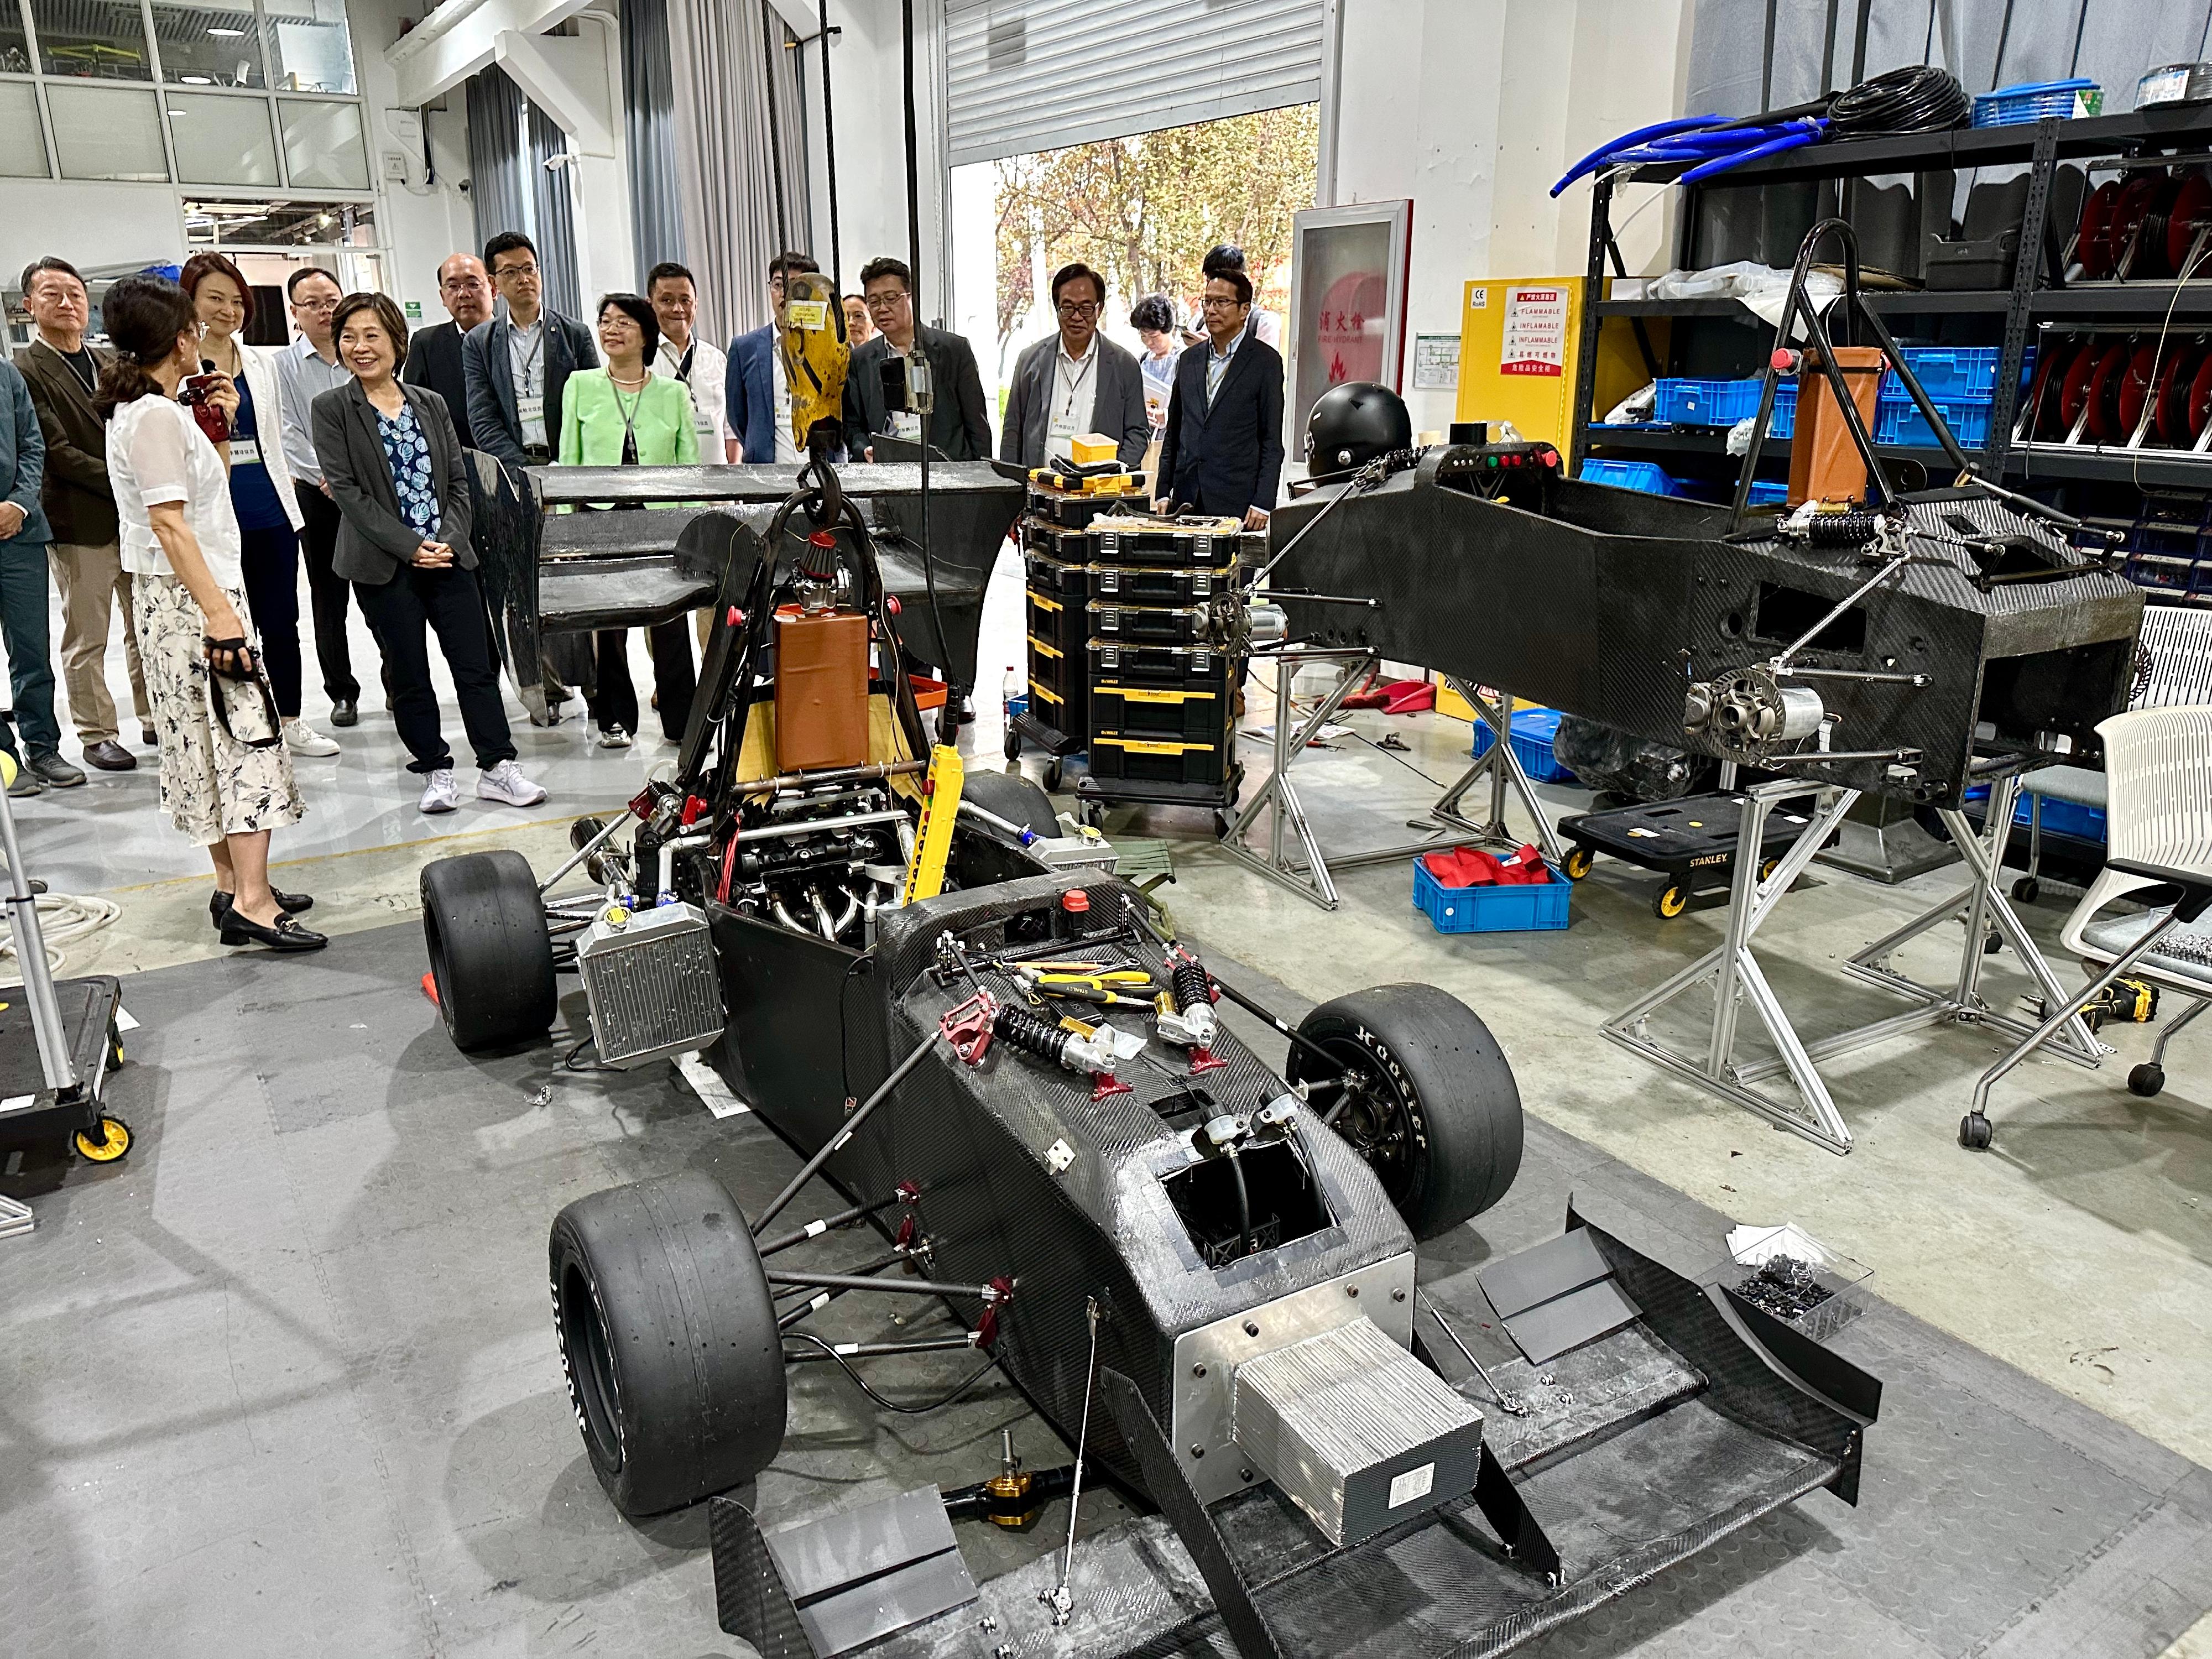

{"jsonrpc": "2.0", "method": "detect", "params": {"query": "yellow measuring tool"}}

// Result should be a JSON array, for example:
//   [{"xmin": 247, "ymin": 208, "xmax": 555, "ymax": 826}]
[{"xmin": 900, "ymin": 745, "xmax": 966, "ymax": 904}]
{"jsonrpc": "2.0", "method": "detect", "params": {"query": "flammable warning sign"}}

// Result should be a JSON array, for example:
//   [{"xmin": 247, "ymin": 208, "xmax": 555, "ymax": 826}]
[{"xmin": 1500, "ymin": 286, "xmax": 1568, "ymax": 377}]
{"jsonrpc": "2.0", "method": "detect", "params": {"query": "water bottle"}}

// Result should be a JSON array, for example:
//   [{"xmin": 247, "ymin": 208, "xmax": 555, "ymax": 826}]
[{"xmin": 1001, "ymin": 665, "xmax": 1025, "ymax": 724}]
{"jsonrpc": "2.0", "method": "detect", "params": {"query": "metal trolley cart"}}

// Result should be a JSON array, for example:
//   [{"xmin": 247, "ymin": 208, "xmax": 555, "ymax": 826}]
[
  {"xmin": 1561, "ymin": 789, "xmax": 1840, "ymax": 919},
  {"xmin": 0, "ymin": 754, "xmax": 129, "ymax": 1239}
]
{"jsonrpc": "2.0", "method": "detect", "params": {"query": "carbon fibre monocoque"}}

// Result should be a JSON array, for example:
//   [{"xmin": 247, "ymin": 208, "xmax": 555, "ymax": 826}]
[
  {"xmin": 1268, "ymin": 448, "xmax": 2145, "ymax": 803},
  {"xmin": 701, "ymin": 864, "xmax": 1414, "ymax": 1495}
]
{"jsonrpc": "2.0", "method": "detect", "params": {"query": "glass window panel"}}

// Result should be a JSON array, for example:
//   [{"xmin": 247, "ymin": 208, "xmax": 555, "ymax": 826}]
[
  {"xmin": 154, "ymin": 3, "xmax": 263, "ymax": 87},
  {"xmin": 278, "ymin": 95, "xmax": 364, "ymax": 188},
  {"xmin": 263, "ymin": 0, "xmax": 350, "ymax": 94},
  {"xmin": 0, "ymin": 81, "xmax": 48, "ymax": 176},
  {"xmin": 28, "ymin": 0, "xmax": 153, "ymax": 79},
  {"xmin": 47, "ymin": 81, "xmax": 166, "ymax": 178},
  {"xmin": 164, "ymin": 90, "xmax": 275, "ymax": 184},
  {"xmin": 2, "ymin": 3, "xmax": 34, "ymax": 74}
]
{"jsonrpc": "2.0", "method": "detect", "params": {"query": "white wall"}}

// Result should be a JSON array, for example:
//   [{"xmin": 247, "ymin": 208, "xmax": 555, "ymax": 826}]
[
  {"xmin": 0, "ymin": 184, "xmax": 187, "ymax": 288},
  {"xmin": 1329, "ymin": 0, "xmax": 1693, "ymax": 434},
  {"xmin": 350, "ymin": 0, "xmax": 479, "ymax": 316}
]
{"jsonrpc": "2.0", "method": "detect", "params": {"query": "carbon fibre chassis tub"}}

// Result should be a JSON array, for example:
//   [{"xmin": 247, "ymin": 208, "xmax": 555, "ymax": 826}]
[
  {"xmin": 696, "ymin": 862, "xmax": 1879, "ymax": 1659},
  {"xmin": 1266, "ymin": 448, "xmax": 2143, "ymax": 804}
]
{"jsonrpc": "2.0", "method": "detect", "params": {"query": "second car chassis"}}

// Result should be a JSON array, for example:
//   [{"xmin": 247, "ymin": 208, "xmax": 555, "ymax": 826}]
[{"xmin": 420, "ymin": 457, "xmax": 1885, "ymax": 1658}]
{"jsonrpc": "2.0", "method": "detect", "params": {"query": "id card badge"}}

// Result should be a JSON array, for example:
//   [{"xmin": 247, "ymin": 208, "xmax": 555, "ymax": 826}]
[
  {"xmin": 518, "ymin": 393, "xmax": 546, "ymax": 433},
  {"xmin": 228, "ymin": 435, "xmax": 262, "ymax": 466},
  {"xmin": 890, "ymin": 410, "xmax": 922, "ymax": 442}
]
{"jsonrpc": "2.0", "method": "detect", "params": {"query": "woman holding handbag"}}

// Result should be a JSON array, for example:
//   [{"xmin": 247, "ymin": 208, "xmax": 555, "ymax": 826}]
[
  {"xmin": 179, "ymin": 252, "xmax": 340, "ymax": 758},
  {"xmin": 95, "ymin": 274, "xmax": 322, "ymax": 951},
  {"xmin": 556, "ymin": 292, "xmax": 698, "ymax": 749},
  {"xmin": 312, "ymin": 292, "xmax": 545, "ymax": 816}
]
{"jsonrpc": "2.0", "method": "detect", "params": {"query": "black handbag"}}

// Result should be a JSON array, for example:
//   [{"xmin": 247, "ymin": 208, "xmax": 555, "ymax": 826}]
[{"xmin": 204, "ymin": 636, "xmax": 283, "ymax": 749}]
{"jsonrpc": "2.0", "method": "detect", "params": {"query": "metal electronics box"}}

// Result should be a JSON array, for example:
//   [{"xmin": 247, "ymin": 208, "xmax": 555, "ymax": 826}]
[
  {"xmin": 1232, "ymin": 1314, "xmax": 1485, "ymax": 1546},
  {"xmin": 577, "ymin": 901, "xmax": 726, "ymax": 1068}
]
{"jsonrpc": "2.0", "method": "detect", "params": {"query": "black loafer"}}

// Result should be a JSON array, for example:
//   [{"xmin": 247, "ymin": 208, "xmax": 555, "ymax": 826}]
[
  {"xmin": 210, "ymin": 888, "xmax": 315, "ymax": 930},
  {"xmin": 330, "ymin": 699, "xmax": 358, "ymax": 728},
  {"xmin": 83, "ymin": 740, "xmax": 136, "ymax": 771},
  {"xmin": 218, "ymin": 910, "xmax": 327, "ymax": 951}
]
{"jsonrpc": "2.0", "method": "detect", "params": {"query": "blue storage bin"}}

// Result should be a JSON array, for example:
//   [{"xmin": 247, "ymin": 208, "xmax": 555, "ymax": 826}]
[
  {"xmin": 1747, "ymin": 478, "xmax": 1788, "ymax": 505},
  {"xmin": 1880, "ymin": 346, "xmax": 2035, "ymax": 404},
  {"xmin": 1413, "ymin": 859, "xmax": 1572, "ymax": 934},
  {"xmin": 1468, "ymin": 705, "xmax": 1577, "ymax": 782},
  {"xmin": 1769, "ymin": 379, "xmax": 1797, "ymax": 439},
  {"xmin": 1963, "ymin": 782, "xmax": 2109, "ymax": 844},
  {"xmin": 1653, "ymin": 376, "xmax": 1796, "ymax": 436},
  {"xmin": 1579, "ymin": 459, "xmax": 1681, "ymax": 495},
  {"xmin": 1971, "ymin": 79, "xmax": 2101, "ymax": 127},
  {"xmin": 1874, "ymin": 397, "xmax": 1993, "ymax": 449}
]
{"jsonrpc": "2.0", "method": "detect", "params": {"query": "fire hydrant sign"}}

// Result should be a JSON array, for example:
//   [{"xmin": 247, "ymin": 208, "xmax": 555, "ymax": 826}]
[{"xmin": 1500, "ymin": 286, "xmax": 1568, "ymax": 377}]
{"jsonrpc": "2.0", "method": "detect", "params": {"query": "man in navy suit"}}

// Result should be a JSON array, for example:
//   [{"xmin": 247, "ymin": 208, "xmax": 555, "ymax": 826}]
[
  {"xmin": 724, "ymin": 252, "xmax": 816, "ymax": 465},
  {"xmin": 1154, "ymin": 268, "xmax": 1284, "ymax": 529}
]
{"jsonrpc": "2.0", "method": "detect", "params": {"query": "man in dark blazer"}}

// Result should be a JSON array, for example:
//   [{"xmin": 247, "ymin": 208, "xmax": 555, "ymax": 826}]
[
  {"xmin": 401, "ymin": 253, "xmax": 495, "ymax": 449},
  {"xmin": 461, "ymin": 231, "xmax": 599, "ymax": 467},
  {"xmin": 843, "ymin": 257, "xmax": 992, "ymax": 461},
  {"xmin": 725, "ymin": 252, "xmax": 816, "ymax": 465},
  {"xmin": 999, "ymin": 262, "xmax": 1149, "ymax": 472},
  {"xmin": 1155, "ymin": 268, "xmax": 1284, "ymax": 529}
]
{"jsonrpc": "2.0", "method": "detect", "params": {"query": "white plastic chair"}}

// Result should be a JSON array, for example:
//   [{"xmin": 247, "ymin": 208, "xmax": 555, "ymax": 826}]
[{"xmin": 1963, "ymin": 703, "xmax": 2212, "ymax": 1148}]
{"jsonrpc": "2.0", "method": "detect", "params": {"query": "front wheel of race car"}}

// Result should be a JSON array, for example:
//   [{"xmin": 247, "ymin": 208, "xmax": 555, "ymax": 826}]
[
  {"xmin": 1288, "ymin": 984, "xmax": 1524, "ymax": 1239},
  {"xmin": 420, "ymin": 851, "xmax": 556, "ymax": 1052},
  {"xmin": 549, "ymin": 1170, "xmax": 789, "ymax": 1520}
]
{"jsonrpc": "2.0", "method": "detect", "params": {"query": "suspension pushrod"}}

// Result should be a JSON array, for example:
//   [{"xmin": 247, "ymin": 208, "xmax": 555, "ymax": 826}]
[
  {"xmin": 751, "ymin": 1030, "xmax": 943, "ymax": 1237},
  {"xmin": 765, "ymin": 1268, "xmax": 1006, "ymax": 1301},
  {"xmin": 757, "ymin": 1191, "xmax": 907, "ymax": 1258},
  {"xmin": 1204, "ymin": 969, "xmax": 1344, "ymax": 1073},
  {"xmin": 783, "ymin": 1335, "xmax": 979, "ymax": 1360}
]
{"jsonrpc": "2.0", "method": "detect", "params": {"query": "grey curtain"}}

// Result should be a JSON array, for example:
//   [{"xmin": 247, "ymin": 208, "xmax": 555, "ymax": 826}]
[
  {"xmin": 664, "ymin": 0, "xmax": 812, "ymax": 347},
  {"xmin": 465, "ymin": 67, "xmax": 528, "ymax": 263},
  {"xmin": 528, "ymin": 100, "xmax": 585, "ymax": 320},
  {"xmin": 623, "ymin": 0, "xmax": 686, "ymax": 281}
]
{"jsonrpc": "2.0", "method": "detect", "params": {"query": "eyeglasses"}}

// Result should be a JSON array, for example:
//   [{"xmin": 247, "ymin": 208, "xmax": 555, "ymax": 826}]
[
  {"xmin": 863, "ymin": 290, "xmax": 910, "ymax": 312},
  {"xmin": 1199, "ymin": 295, "xmax": 1245, "ymax": 311},
  {"xmin": 295, "ymin": 295, "xmax": 340, "ymax": 313},
  {"xmin": 493, "ymin": 263, "xmax": 540, "ymax": 281},
  {"xmin": 1055, "ymin": 300, "xmax": 1100, "ymax": 319}
]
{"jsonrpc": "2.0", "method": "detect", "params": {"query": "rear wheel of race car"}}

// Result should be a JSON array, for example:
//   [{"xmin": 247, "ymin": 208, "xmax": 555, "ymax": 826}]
[
  {"xmin": 963, "ymin": 767, "xmax": 1061, "ymax": 837},
  {"xmin": 420, "ymin": 851, "xmax": 556, "ymax": 1051},
  {"xmin": 549, "ymin": 1170, "xmax": 788, "ymax": 1520},
  {"xmin": 1288, "ymin": 984, "xmax": 1523, "ymax": 1239}
]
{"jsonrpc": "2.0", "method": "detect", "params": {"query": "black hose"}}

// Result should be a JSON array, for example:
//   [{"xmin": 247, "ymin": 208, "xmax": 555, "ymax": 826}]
[
  {"xmin": 1826, "ymin": 65, "xmax": 1969, "ymax": 137},
  {"xmin": 1227, "ymin": 1150, "xmax": 1252, "ymax": 1260},
  {"xmin": 782, "ymin": 1330, "xmax": 1004, "ymax": 1415}
]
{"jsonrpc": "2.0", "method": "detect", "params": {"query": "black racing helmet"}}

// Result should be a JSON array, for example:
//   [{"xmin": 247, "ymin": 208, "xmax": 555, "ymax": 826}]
[{"xmin": 1305, "ymin": 382, "xmax": 1412, "ymax": 477}]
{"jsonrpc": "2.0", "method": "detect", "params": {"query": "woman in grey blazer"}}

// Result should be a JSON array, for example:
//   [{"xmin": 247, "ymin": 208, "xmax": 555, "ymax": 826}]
[{"xmin": 312, "ymin": 292, "xmax": 545, "ymax": 816}]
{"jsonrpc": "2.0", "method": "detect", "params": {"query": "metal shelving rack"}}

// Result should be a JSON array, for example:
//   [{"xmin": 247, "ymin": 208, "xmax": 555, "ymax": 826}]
[{"xmin": 1567, "ymin": 102, "xmax": 2212, "ymax": 516}]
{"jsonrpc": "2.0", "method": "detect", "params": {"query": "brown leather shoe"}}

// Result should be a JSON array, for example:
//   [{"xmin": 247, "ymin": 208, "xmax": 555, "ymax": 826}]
[{"xmin": 83, "ymin": 740, "xmax": 137, "ymax": 771}]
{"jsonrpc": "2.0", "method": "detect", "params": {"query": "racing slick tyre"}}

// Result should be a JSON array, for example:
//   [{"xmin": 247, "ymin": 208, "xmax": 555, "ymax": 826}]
[
  {"xmin": 1287, "ymin": 984, "xmax": 1523, "ymax": 1239},
  {"xmin": 550, "ymin": 1170, "xmax": 787, "ymax": 1519},
  {"xmin": 963, "ymin": 768, "xmax": 1061, "ymax": 838},
  {"xmin": 420, "ymin": 851, "xmax": 557, "ymax": 1052}
]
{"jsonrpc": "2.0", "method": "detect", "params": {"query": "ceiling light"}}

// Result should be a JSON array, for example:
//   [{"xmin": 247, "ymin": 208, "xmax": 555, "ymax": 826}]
[
  {"xmin": 181, "ymin": 74, "xmax": 211, "ymax": 83},
  {"xmin": 208, "ymin": 25, "xmax": 243, "ymax": 34}
]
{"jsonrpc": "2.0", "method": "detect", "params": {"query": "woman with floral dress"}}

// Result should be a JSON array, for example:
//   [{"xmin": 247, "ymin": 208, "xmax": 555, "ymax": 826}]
[{"xmin": 310, "ymin": 292, "xmax": 545, "ymax": 816}]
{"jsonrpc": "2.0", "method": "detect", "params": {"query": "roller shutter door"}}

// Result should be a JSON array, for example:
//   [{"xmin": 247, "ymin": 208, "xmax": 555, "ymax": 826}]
[{"xmin": 946, "ymin": 0, "xmax": 1324, "ymax": 166}]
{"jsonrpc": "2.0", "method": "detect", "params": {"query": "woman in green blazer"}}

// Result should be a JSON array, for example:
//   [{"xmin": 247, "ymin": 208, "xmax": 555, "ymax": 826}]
[{"xmin": 557, "ymin": 292, "xmax": 700, "ymax": 747}]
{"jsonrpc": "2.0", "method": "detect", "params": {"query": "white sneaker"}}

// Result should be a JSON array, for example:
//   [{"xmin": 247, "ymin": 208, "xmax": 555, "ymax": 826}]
[
  {"xmin": 283, "ymin": 719, "xmax": 340, "ymax": 757},
  {"xmin": 596, "ymin": 725, "xmax": 632, "ymax": 749},
  {"xmin": 418, "ymin": 768, "xmax": 459, "ymax": 813},
  {"xmin": 477, "ymin": 759, "xmax": 547, "ymax": 807}
]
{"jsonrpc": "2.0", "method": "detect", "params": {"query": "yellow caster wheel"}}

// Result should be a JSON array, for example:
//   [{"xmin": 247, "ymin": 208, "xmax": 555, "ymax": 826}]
[
  {"xmin": 1758, "ymin": 855, "xmax": 1781, "ymax": 882},
  {"xmin": 74, "ymin": 1115, "xmax": 132, "ymax": 1164},
  {"xmin": 1562, "ymin": 847, "xmax": 1594, "ymax": 881},
  {"xmin": 1653, "ymin": 883, "xmax": 1689, "ymax": 920}
]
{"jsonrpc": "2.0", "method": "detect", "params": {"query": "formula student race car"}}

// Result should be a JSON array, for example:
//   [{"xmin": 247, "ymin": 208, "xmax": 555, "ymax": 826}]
[{"xmin": 419, "ymin": 457, "xmax": 1880, "ymax": 1658}]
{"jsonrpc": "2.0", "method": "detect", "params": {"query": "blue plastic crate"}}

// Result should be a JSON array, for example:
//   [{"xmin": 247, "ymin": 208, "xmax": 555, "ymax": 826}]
[
  {"xmin": 1652, "ymin": 376, "xmax": 1796, "ymax": 436},
  {"xmin": 1971, "ymin": 78, "xmax": 2101, "ymax": 127},
  {"xmin": 1747, "ymin": 478, "xmax": 1788, "ymax": 505},
  {"xmin": 1578, "ymin": 458, "xmax": 1681, "ymax": 496},
  {"xmin": 1874, "ymin": 397, "xmax": 1993, "ymax": 449},
  {"xmin": 1879, "ymin": 346, "xmax": 2035, "ymax": 404},
  {"xmin": 1963, "ymin": 783, "xmax": 2109, "ymax": 844},
  {"xmin": 1468, "ymin": 705, "xmax": 1577, "ymax": 782},
  {"xmin": 1413, "ymin": 859, "xmax": 1572, "ymax": 934},
  {"xmin": 1770, "ymin": 379, "xmax": 1797, "ymax": 439}
]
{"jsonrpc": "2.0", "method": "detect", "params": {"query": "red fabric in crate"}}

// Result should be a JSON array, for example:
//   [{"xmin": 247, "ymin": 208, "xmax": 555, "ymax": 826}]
[
  {"xmin": 1420, "ymin": 844, "xmax": 1551, "ymax": 886},
  {"xmin": 1340, "ymin": 678, "xmax": 1436, "ymax": 713}
]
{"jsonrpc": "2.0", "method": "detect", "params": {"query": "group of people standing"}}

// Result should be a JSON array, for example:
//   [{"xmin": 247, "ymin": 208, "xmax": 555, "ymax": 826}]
[{"xmin": 0, "ymin": 229, "xmax": 1288, "ymax": 954}]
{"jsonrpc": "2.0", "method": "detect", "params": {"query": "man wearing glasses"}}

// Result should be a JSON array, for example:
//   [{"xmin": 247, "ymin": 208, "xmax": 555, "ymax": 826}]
[
  {"xmin": 461, "ymin": 232, "xmax": 599, "ymax": 471},
  {"xmin": 275, "ymin": 266, "xmax": 373, "ymax": 726},
  {"xmin": 402, "ymin": 253, "xmax": 495, "ymax": 450},
  {"xmin": 999, "ymin": 262, "xmax": 1149, "ymax": 472},
  {"xmin": 1154, "ymin": 269, "xmax": 1284, "ymax": 531},
  {"xmin": 724, "ymin": 252, "xmax": 816, "ymax": 465},
  {"xmin": 842, "ymin": 257, "xmax": 992, "ymax": 462}
]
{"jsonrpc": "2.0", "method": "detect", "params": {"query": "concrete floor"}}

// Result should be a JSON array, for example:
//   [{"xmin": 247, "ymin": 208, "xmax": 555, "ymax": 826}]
[{"xmin": 10, "ymin": 549, "xmax": 2210, "ymax": 1656}]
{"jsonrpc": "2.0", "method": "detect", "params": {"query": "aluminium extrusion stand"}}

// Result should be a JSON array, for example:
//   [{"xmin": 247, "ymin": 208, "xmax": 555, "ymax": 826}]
[{"xmin": 1222, "ymin": 653, "xmax": 1561, "ymax": 910}]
